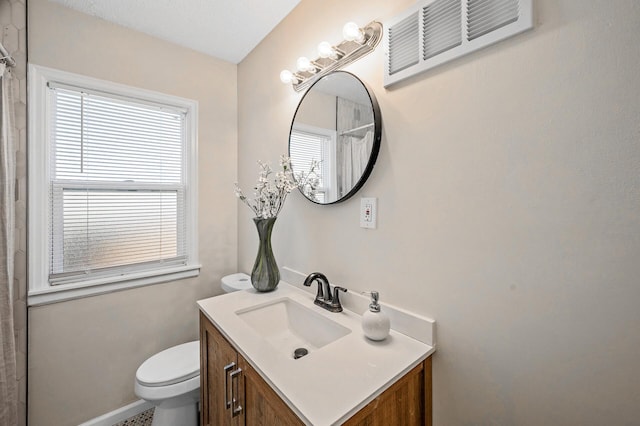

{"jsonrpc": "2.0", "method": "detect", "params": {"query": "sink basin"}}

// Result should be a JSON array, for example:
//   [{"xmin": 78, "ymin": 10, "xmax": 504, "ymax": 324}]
[{"xmin": 236, "ymin": 297, "xmax": 351, "ymax": 358}]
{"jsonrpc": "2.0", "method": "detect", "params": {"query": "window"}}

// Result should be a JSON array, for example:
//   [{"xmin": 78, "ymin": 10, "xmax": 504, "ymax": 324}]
[
  {"xmin": 28, "ymin": 65, "xmax": 199, "ymax": 305},
  {"xmin": 290, "ymin": 124, "xmax": 336, "ymax": 203}
]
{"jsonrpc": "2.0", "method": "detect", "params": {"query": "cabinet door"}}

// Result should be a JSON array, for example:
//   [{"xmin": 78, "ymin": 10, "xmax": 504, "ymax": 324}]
[
  {"xmin": 238, "ymin": 354, "xmax": 304, "ymax": 426},
  {"xmin": 343, "ymin": 357, "xmax": 432, "ymax": 426},
  {"xmin": 200, "ymin": 313, "xmax": 241, "ymax": 426}
]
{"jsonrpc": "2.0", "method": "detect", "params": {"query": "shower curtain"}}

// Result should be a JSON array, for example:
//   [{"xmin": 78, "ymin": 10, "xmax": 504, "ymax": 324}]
[
  {"xmin": 0, "ymin": 62, "xmax": 17, "ymax": 425},
  {"xmin": 340, "ymin": 131, "xmax": 374, "ymax": 193},
  {"xmin": 337, "ymin": 97, "xmax": 374, "ymax": 197}
]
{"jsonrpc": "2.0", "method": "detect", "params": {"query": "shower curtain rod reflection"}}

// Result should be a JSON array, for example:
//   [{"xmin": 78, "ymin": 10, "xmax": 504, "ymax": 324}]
[
  {"xmin": 0, "ymin": 42, "xmax": 16, "ymax": 68},
  {"xmin": 339, "ymin": 122, "xmax": 374, "ymax": 136}
]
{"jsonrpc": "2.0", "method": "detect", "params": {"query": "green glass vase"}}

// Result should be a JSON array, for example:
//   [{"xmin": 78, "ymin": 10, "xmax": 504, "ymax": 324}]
[{"xmin": 251, "ymin": 217, "xmax": 280, "ymax": 292}]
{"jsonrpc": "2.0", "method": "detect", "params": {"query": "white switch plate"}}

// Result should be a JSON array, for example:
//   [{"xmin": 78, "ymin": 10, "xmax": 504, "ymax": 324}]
[{"xmin": 360, "ymin": 197, "xmax": 377, "ymax": 229}]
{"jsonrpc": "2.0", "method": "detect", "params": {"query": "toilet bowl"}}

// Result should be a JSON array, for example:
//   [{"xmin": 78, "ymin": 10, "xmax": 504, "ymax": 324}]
[
  {"xmin": 134, "ymin": 273, "xmax": 251, "ymax": 426},
  {"xmin": 135, "ymin": 341, "xmax": 200, "ymax": 425}
]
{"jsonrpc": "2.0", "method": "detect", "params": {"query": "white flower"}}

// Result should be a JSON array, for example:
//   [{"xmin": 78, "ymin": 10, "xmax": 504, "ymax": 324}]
[
  {"xmin": 280, "ymin": 154, "xmax": 291, "ymax": 170},
  {"xmin": 235, "ymin": 155, "xmax": 320, "ymax": 219}
]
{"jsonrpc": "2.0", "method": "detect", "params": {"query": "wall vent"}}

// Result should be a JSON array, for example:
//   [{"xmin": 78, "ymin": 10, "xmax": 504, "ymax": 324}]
[
  {"xmin": 388, "ymin": 12, "xmax": 420, "ymax": 75},
  {"xmin": 423, "ymin": 0, "xmax": 462, "ymax": 60},
  {"xmin": 384, "ymin": 0, "xmax": 532, "ymax": 87}
]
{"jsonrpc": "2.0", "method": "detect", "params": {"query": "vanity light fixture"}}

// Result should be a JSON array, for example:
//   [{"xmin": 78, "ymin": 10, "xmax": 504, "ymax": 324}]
[
  {"xmin": 317, "ymin": 41, "xmax": 338, "ymax": 59},
  {"xmin": 342, "ymin": 22, "xmax": 366, "ymax": 43},
  {"xmin": 296, "ymin": 56, "xmax": 316, "ymax": 73},
  {"xmin": 280, "ymin": 21, "xmax": 383, "ymax": 92},
  {"xmin": 279, "ymin": 70, "xmax": 298, "ymax": 84}
]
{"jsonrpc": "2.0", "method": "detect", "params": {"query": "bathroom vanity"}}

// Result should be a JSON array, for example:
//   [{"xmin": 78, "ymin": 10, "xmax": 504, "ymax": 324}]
[{"xmin": 198, "ymin": 282, "xmax": 435, "ymax": 425}]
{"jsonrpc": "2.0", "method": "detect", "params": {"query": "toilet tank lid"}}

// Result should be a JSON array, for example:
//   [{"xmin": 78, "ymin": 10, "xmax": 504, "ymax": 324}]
[
  {"xmin": 222, "ymin": 272, "xmax": 252, "ymax": 292},
  {"xmin": 136, "ymin": 341, "xmax": 200, "ymax": 387}
]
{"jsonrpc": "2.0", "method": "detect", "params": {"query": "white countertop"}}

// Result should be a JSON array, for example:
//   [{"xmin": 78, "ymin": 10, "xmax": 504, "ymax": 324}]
[{"xmin": 197, "ymin": 282, "xmax": 435, "ymax": 425}]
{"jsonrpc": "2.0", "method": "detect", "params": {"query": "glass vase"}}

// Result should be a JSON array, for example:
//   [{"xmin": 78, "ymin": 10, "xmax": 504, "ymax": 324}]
[{"xmin": 251, "ymin": 217, "xmax": 280, "ymax": 292}]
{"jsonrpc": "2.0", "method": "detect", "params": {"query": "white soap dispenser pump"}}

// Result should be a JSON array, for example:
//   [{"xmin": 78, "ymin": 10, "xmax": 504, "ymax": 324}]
[{"xmin": 362, "ymin": 291, "xmax": 390, "ymax": 341}]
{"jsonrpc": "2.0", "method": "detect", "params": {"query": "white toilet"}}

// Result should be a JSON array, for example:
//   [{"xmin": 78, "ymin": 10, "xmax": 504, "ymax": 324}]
[{"xmin": 134, "ymin": 273, "xmax": 252, "ymax": 426}]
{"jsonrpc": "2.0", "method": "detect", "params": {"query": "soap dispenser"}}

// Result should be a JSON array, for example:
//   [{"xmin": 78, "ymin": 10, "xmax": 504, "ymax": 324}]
[{"xmin": 362, "ymin": 291, "xmax": 390, "ymax": 341}]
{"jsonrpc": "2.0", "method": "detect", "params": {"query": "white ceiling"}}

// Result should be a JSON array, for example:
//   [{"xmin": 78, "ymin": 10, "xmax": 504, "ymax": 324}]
[{"xmin": 50, "ymin": 0, "xmax": 301, "ymax": 64}]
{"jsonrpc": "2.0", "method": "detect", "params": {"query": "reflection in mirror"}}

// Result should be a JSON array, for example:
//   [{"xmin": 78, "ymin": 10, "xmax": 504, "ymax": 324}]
[{"xmin": 289, "ymin": 71, "xmax": 380, "ymax": 204}]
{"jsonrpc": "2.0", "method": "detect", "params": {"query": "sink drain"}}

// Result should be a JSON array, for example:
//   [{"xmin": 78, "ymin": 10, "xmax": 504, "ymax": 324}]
[{"xmin": 293, "ymin": 348, "xmax": 309, "ymax": 359}]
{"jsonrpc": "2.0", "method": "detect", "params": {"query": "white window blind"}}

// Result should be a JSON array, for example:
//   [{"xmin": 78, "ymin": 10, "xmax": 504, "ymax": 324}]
[
  {"xmin": 48, "ymin": 84, "xmax": 188, "ymax": 284},
  {"xmin": 289, "ymin": 128, "xmax": 331, "ymax": 203}
]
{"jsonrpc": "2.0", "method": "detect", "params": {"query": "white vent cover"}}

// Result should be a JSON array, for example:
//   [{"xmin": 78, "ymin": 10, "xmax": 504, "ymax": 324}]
[
  {"xmin": 388, "ymin": 12, "xmax": 420, "ymax": 75},
  {"xmin": 384, "ymin": 0, "xmax": 532, "ymax": 87}
]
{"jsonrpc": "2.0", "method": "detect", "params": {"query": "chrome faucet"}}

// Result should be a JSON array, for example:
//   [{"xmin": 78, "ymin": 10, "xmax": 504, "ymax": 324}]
[{"xmin": 303, "ymin": 272, "xmax": 347, "ymax": 313}]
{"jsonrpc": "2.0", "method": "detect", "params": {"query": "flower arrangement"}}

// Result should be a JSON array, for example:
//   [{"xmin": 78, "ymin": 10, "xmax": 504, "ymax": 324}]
[{"xmin": 235, "ymin": 155, "xmax": 320, "ymax": 219}]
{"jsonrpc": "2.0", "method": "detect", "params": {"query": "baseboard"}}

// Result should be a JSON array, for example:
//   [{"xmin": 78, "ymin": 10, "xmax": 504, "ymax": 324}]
[{"xmin": 78, "ymin": 400, "xmax": 154, "ymax": 426}]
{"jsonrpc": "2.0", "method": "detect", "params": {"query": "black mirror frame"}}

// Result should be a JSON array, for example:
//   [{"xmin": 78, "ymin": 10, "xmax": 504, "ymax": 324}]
[{"xmin": 288, "ymin": 71, "xmax": 382, "ymax": 205}]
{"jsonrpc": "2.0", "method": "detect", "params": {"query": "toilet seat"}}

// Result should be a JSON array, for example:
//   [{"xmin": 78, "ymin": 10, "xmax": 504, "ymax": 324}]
[
  {"xmin": 136, "ymin": 341, "xmax": 199, "ymax": 387},
  {"xmin": 135, "ymin": 374, "xmax": 199, "ymax": 403}
]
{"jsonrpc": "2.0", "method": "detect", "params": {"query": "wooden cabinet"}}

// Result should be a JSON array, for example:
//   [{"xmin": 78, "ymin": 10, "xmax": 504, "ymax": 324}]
[
  {"xmin": 342, "ymin": 357, "xmax": 432, "ymax": 426},
  {"xmin": 200, "ymin": 312, "xmax": 244, "ymax": 425},
  {"xmin": 200, "ymin": 312, "xmax": 432, "ymax": 426},
  {"xmin": 239, "ymin": 355, "xmax": 303, "ymax": 426},
  {"xmin": 200, "ymin": 312, "xmax": 301, "ymax": 426}
]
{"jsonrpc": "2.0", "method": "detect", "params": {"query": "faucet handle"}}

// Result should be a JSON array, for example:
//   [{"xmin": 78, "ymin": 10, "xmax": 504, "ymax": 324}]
[{"xmin": 330, "ymin": 286, "xmax": 347, "ymax": 312}]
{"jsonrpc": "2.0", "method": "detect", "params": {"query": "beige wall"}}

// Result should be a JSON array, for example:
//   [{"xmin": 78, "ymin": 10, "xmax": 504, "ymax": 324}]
[
  {"xmin": 27, "ymin": 0, "xmax": 238, "ymax": 424},
  {"xmin": 238, "ymin": 0, "xmax": 640, "ymax": 424}
]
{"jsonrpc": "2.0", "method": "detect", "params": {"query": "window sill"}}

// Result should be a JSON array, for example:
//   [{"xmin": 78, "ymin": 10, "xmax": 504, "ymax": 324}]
[{"xmin": 27, "ymin": 264, "xmax": 201, "ymax": 306}]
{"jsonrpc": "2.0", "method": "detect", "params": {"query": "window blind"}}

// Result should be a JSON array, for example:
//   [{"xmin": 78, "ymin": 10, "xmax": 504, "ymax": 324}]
[
  {"xmin": 289, "ymin": 129, "xmax": 330, "ymax": 203},
  {"xmin": 48, "ymin": 86, "xmax": 187, "ymax": 284}
]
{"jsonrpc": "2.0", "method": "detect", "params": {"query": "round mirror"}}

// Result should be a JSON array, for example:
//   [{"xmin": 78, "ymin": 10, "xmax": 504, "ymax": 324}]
[{"xmin": 288, "ymin": 71, "xmax": 381, "ymax": 204}]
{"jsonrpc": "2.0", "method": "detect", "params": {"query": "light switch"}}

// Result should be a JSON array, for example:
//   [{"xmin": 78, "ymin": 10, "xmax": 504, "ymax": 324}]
[{"xmin": 360, "ymin": 197, "xmax": 377, "ymax": 229}]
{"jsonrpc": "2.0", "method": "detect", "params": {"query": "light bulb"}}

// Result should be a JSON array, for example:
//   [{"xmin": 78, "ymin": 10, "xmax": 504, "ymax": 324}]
[
  {"xmin": 343, "ymin": 22, "xmax": 365, "ymax": 43},
  {"xmin": 296, "ymin": 56, "xmax": 312, "ymax": 72},
  {"xmin": 280, "ymin": 70, "xmax": 294, "ymax": 84},
  {"xmin": 318, "ymin": 41, "xmax": 334, "ymax": 58}
]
